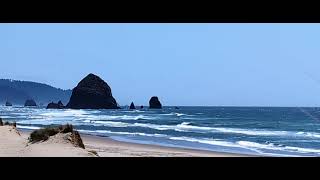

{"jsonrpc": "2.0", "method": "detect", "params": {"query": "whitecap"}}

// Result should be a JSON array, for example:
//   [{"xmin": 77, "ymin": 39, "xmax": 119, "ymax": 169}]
[
  {"xmin": 77, "ymin": 129, "xmax": 168, "ymax": 138},
  {"xmin": 16, "ymin": 125, "xmax": 41, "ymax": 130},
  {"xmin": 237, "ymin": 141, "xmax": 320, "ymax": 154}
]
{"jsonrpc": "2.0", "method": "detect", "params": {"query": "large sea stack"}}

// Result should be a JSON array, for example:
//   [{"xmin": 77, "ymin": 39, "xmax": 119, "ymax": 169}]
[
  {"xmin": 66, "ymin": 73, "xmax": 119, "ymax": 109},
  {"xmin": 129, "ymin": 102, "xmax": 136, "ymax": 109},
  {"xmin": 24, "ymin": 99, "xmax": 37, "ymax": 107},
  {"xmin": 149, "ymin": 96, "xmax": 162, "ymax": 109}
]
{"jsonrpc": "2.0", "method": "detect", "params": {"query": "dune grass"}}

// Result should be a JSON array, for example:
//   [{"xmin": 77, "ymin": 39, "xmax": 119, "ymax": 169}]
[{"xmin": 29, "ymin": 124, "xmax": 85, "ymax": 149}]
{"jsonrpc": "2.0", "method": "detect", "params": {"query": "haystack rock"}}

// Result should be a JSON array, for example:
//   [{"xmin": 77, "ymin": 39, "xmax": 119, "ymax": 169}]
[
  {"xmin": 149, "ymin": 96, "xmax": 162, "ymax": 109},
  {"xmin": 24, "ymin": 99, "xmax": 37, "ymax": 107},
  {"xmin": 129, "ymin": 102, "xmax": 136, "ymax": 109},
  {"xmin": 47, "ymin": 101, "xmax": 65, "ymax": 109},
  {"xmin": 5, "ymin": 101, "xmax": 12, "ymax": 106},
  {"xmin": 66, "ymin": 73, "xmax": 119, "ymax": 109}
]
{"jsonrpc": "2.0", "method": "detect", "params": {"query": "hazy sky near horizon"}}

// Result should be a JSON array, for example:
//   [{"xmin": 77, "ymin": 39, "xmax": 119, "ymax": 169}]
[{"xmin": 1, "ymin": 23, "xmax": 320, "ymax": 106}]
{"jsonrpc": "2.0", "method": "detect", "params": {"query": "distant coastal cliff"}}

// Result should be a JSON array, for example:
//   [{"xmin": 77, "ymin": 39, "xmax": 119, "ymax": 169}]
[
  {"xmin": 0, "ymin": 79, "xmax": 72, "ymax": 105},
  {"xmin": 0, "ymin": 75, "xmax": 163, "ymax": 109}
]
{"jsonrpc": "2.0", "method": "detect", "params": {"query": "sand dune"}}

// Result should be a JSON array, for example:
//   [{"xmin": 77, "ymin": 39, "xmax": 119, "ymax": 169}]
[
  {"xmin": 0, "ymin": 126, "xmax": 26, "ymax": 156},
  {"xmin": 0, "ymin": 126, "xmax": 96, "ymax": 157},
  {"xmin": 1, "ymin": 125, "xmax": 247, "ymax": 157}
]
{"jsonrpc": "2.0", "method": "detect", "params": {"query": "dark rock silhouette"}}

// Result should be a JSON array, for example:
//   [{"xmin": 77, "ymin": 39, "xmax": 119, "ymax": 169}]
[
  {"xmin": 47, "ymin": 100, "xmax": 65, "ymax": 109},
  {"xmin": 24, "ymin": 99, "xmax": 37, "ymax": 107},
  {"xmin": 140, "ymin": 105, "xmax": 144, "ymax": 109},
  {"xmin": 149, "ymin": 96, "xmax": 162, "ymax": 109},
  {"xmin": 66, "ymin": 73, "xmax": 119, "ymax": 109},
  {"xmin": 129, "ymin": 102, "xmax": 136, "ymax": 109},
  {"xmin": 5, "ymin": 101, "xmax": 12, "ymax": 106},
  {"xmin": 58, "ymin": 101, "xmax": 63, "ymax": 106},
  {"xmin": 0, "ymin": 118, "xmax": 3, "ymax": 126},
  {"xmin": 175, "ymin": 106, "xmax": 179, "ymax": 109}
]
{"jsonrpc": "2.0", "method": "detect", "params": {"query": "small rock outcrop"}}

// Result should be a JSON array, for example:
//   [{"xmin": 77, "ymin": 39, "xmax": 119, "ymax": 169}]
[
  {"xmin": 5, "ymin": 101, "xmax": 12, "ymax": 106},
  {"xmin": 66, "ymin": 73, "xmax": 119, "ymax": 109},
  {"xmin": 24, "ymin": 99, "xmax": 37, "ymax": 107},
  {"xmin": 149, "ymin": 96, "xmax": 162, "ymax": 109},
  {"xmin": 140, "ymin": 105, "xmax": 144, "ymax": 109},
  {"xmin": 0, "ymin": 118, "xmax": 3, "ymax": 126},
  {"xmin": 129, "ymin": 102, "xmax": 136, "ymax": 109},
  {"xmin": 46, "ymin": 101, "xmax": 65, "ymax": 109}
]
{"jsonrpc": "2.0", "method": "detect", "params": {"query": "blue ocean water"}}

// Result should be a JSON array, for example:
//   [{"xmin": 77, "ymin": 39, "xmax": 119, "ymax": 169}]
[{"xmin": 2, "ymin": 106, "xmax": 320, "ymax": 156}]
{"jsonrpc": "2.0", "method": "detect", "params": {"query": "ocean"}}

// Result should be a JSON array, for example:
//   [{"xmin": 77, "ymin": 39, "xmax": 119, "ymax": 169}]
[{"xmin": 1, "ymin": 106, "xmax": 320, "ymax": 157}]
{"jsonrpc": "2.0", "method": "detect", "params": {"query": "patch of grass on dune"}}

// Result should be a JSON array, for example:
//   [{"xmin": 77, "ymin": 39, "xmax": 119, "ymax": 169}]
[
  {"xmin": 29, "ymin": 124, "xmax": 85, "ymax": 149},
  {"xmin": 29, "ymin": 124, "xmax": 74, "ymax": 143}
]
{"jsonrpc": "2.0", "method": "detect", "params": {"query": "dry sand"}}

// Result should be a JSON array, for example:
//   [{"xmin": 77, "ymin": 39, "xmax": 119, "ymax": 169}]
[
  {"xmin": 0, "ymin": 126, "xmax": 250, "ymax": 157},
  {"xmin": 0, "ymin": 126, "xmax": 26, "ymax": 156},
  {"xmin": 0, "ymin": 126, "xmax": 95, "ymax": 157}
]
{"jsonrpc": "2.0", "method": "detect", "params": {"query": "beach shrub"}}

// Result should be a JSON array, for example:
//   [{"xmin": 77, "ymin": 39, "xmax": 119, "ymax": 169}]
[
  {"xmin": 29, "ymin": 127, "xmax": 60, "ymax": 143},
  {"xmin": 58, "ymin": 124, "xmax": 73, "ymax": 133},
  {"xmin": 28, "ymin": 124, "xmax": 85, "ymax": 149}
]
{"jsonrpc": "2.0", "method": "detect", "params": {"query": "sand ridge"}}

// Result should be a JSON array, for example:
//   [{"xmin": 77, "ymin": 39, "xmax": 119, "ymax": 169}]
[
  {"xmin": 1, "ymin": 126, "xmax": 249, "ymax": 157},
  {"xmin": 0, "ymin": 126, "xmax": 96, "ymax": 157}
]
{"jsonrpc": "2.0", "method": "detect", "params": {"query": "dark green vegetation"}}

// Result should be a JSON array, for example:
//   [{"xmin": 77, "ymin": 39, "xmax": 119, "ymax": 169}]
[
  {"xmin": 0, "ymin": 79, "xmax": 71, "ymax": 105},
  {"xmin": 29, "ymin": 124, "xmax": 85, "ymax": 149}
]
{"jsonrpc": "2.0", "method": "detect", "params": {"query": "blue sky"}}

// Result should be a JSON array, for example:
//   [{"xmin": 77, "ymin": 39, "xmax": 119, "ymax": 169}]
[{"xmin": 1, "ymin": 23, "xmax": 320, "ymax": 106}]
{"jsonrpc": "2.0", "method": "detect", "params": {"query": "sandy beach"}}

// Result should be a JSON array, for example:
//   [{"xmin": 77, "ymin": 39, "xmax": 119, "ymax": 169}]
[
  {"xmin": 0, "ymin": 125, "xmax": 249, "ymax": 157},
  {"xmin": 0, "ymin": 126, "xmax": 96, "ymax": 157},
  {"xmin": 78, "ymin": 134, "xmax": 248, "ymax": 157}
]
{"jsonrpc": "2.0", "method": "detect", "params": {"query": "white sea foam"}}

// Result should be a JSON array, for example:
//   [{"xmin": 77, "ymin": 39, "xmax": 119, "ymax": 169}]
[
  {"xmin": 77, "ymin": 129, "xmax": 167, "ymax": 138},
  {"xmin": 16, "ymin": 125, "xmax": 41, "ymax": 130},
  {"xmin": 15, "ymin": 115, "xmax": 320, "ymax": 140},
  {"xmin": 169, "ymin": 136, "xmax": 320, "ymax": 156},
  {"xmin": 84, "ymin": 120, "xmax": 129, "ymax": 127},
  {"xmin": 169, "ymin": 137, "xmax": 244, "ymax": 148},
  {"xmin": 160, "ymin": 113, "xmax": 188, "ymax": 117},
  {"xmin": 85, "ymin": 115, "xmax": 154, "ymax": 121},
  {"xmin": 40, "ymin": 109, "xmax": 89, "ymax": 117},
  {"xmin": 296, "ymin": 132, "xmax": 320, "ymax": 138},
  {"xmin": 175, "ymin": 113, "xmax": 185, "ymax": 117},
  {"xmin": 237, "ymin": 141, "xmax": 320, "ymax": 154}
]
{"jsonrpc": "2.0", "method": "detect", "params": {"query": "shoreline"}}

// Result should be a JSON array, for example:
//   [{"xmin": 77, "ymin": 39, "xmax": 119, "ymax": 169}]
[
  {"xmin": 81, "ymin": 134, "xmax": 254, "ymax": 157},
  {"xmin": 19, "ymin": 129, "xmax": 253, "ymax": 157}
]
